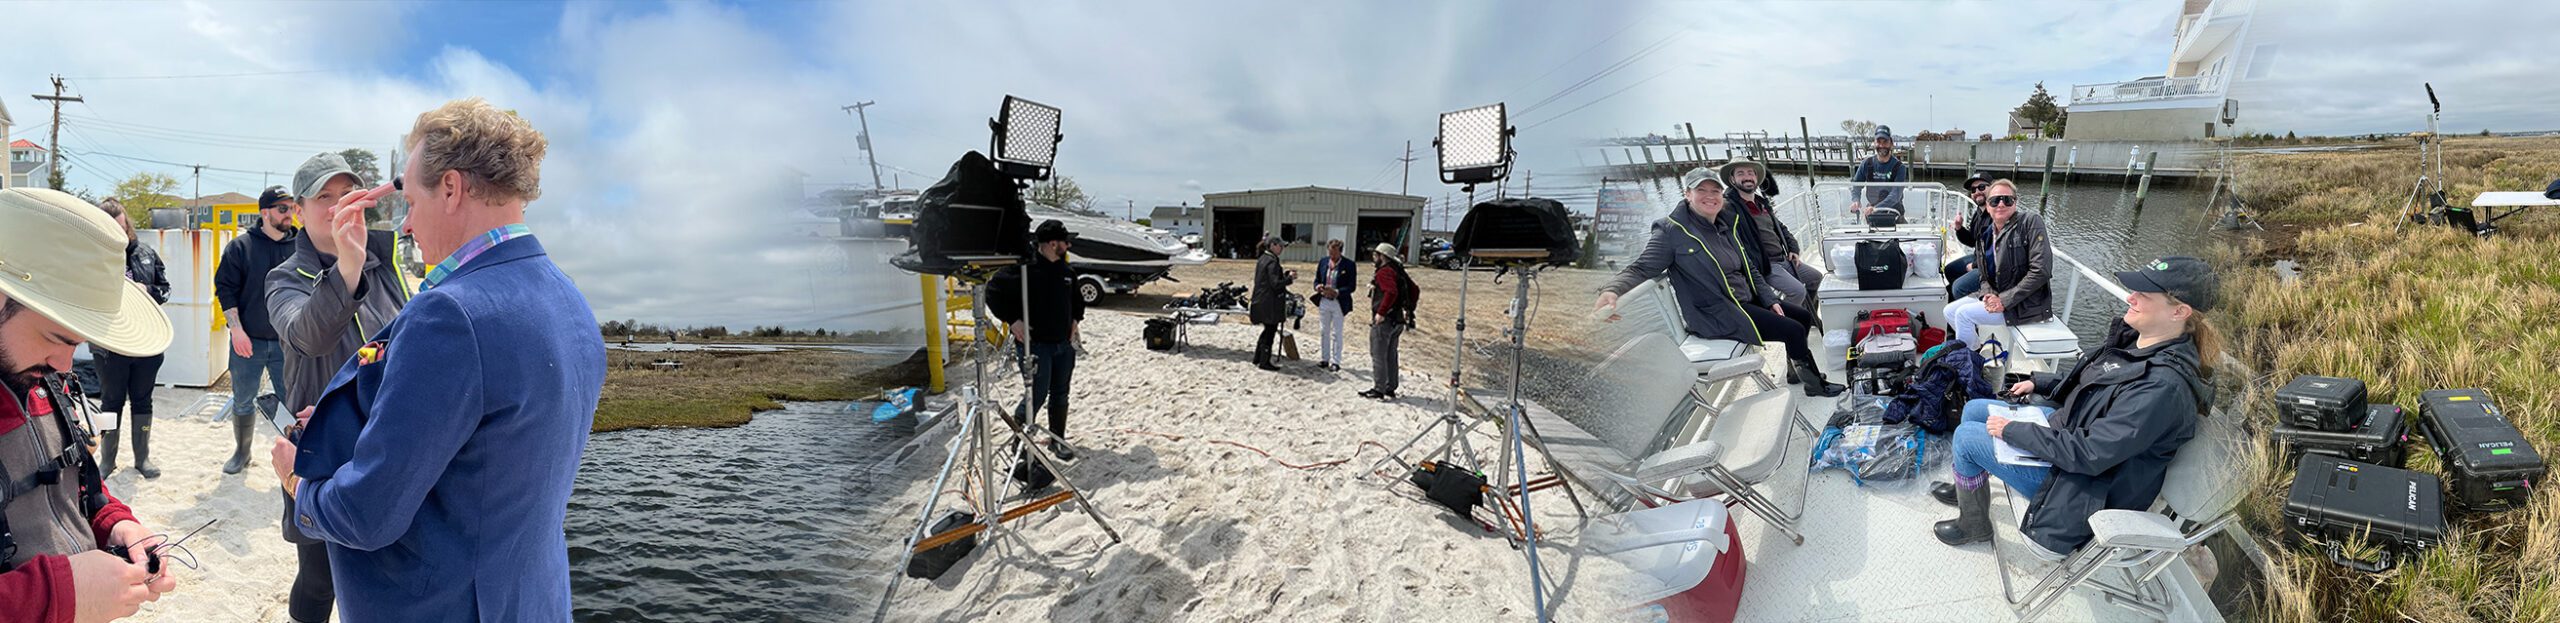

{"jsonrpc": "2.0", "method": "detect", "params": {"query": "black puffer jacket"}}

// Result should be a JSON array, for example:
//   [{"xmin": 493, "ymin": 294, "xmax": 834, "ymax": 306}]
[
  {"xmin": 1974, "ymin": 211, "xmax": 2055, "ymax": 324},
  {"xmin": 124, "ymin": 240, "xmax": 171, "ymax": 306},
  {"xmin": 2006, "ymin": 319, "xmax": 2210, "ymax": 555},
  {"xmin": 1600, "ymin": 202, "xmax": 1781, "ymax": 344}
]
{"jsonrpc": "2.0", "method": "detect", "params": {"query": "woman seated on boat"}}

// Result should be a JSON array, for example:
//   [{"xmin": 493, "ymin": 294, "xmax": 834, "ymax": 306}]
[
  {"xmin": 1593, "ymin": 167, "xmax": 1846, "ymax": 397},
  {"xmin": 1941, "ymin": 180, "xmax": 2052, "ymax": 346},
  {"xmin": 1930, "ymin": 256, "xmax": 2222, "ymax": 561}
]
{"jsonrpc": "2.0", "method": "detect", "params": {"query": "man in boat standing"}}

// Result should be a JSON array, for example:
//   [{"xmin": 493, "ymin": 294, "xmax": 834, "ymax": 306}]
[{"xmin": 1849, "ymin": 126, "xmax": 1911, "ymax": 227}]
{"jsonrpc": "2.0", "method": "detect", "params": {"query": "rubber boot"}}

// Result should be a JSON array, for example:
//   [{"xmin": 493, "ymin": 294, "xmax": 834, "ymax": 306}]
[
  {"xmin": 1931, "ymin": 481, "xmax": 1957, "ymax": 506},
  {"xmin": 222, "ymin": 415, "xmax": 253, "ymax": 475},
  {"xmin": 100, "ymin": 430, "xmax": 119, "ymax": 476},
  {"xmin": 131, "ymin": 411, "xmax": 160, "ymax": 479},
  {"xmin": 1794, "ymin": 360, "xmax": 1847, "ymax": 397},
  {"xmin": 1933, "ymin": 480, "xmax": 1993, "ymax": 546}
]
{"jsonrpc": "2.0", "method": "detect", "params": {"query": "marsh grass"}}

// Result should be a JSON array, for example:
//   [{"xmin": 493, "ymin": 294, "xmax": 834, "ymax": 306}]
[
  {"xmin": 2221, "ymin": 137, "xmax": 2560, "ymax": 622},
  {"xmin": 594, "ymin": 348, "xmax": 923, "ymax": 432}
]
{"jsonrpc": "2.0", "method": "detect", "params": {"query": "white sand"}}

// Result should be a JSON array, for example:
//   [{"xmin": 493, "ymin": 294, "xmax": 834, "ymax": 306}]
[
  {"xmin": 869, "ymin": 310, "xmax": 1641, "ymax": 621},
  {"xmin": 75, "ymin": 386, "xmax": 312, "ymax": 622}
]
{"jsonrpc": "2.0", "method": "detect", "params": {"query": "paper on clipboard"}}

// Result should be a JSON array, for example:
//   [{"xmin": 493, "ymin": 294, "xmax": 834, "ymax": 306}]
[{"xmin": 1992, "ymin": 403, "xmax": 2052, "ymax": 467}]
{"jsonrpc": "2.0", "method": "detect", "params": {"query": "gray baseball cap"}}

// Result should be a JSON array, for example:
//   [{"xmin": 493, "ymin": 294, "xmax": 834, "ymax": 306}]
[
  {"xmin": 1679, "ymin": 167, "xmax": 1723, "ymax": 192},
  {"xmin": 293, "ymin": 152, "xmax": 362, "ymax": 200}
]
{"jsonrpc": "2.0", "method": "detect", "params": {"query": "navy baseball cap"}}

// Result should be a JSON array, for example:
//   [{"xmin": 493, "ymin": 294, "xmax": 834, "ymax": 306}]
[
  {"xmin": 2115, "ymin": 256, "xmax": 2219, "ymax": 312},
  {"xmin": 258, "ymin": 186, "xmax": 294, "ymax": 211},
  {"xmin": 1873, "ymin": 126, "xmax": 1893, "ymax": 141}
]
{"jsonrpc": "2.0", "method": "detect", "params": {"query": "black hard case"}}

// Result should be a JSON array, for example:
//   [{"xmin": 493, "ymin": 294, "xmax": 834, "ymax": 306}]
[
  {"xmin": 2274, "ymin": 375, "xmax": 2368, "ymax": 432},
  {"xmin": 2281, "ymin": 454, "xmax": 2448, "ymax": 573},
  {"xmin": 2273, "ymin": 404, "xmax": 2410, "ymax": 468},
  {"xmin": 2416, "ymin": 389, "xmax": 2547, "ymax": 512}
]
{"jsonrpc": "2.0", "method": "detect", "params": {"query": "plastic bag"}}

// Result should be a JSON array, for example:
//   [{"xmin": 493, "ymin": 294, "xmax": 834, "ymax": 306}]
[{"xmin": 1810, "ymin": 396, "xmax": 1929, "ymax": 486}]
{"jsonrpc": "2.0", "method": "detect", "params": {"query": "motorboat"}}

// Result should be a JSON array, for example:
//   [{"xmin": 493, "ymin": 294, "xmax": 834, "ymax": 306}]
[{"xmin": 1026, "ymin": 204, "xmax": 1211, "ymax": 303}]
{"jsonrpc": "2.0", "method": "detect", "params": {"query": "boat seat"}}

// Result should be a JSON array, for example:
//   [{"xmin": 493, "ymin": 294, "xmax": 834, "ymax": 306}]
[
  {"xmin": 1617, "ymin": 277, "xmax": 1778, "ymax": 390},
  {"xmin": 1989, "ymin": 318, "xmax": 2082, "ymax": 361}
]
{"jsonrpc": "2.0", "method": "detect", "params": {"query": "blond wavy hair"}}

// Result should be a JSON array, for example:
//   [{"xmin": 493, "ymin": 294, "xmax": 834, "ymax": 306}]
[{"xmin": 408, "ymin": 98, "xmax": 547, "ymax": 202}]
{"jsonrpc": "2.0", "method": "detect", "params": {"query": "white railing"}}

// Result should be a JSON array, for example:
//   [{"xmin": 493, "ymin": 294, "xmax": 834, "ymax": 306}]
[
  {"xmin": 2069, "ymin": 74, "xmax": 2225, "ymax": 106},
  {"xmin": 2050, "ymin": 248, "xmax": 2133, "ymax": 328}
]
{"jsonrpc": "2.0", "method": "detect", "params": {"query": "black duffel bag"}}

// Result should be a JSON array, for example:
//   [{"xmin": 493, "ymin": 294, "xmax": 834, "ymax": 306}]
[
  {"xmin": 903, "ymin": 511, "xmax": 981, "ymax": 579},
  {"xmin": 892, "ymin": 151, "xmax": 1031, "ymax": 275},
  {"xmin": 1454, "ymin": 197, "xmax": 1578, "ymax": 266},
  {"xmin": 1855, "ymin": 239, "xmax": 1908, "ymax": 290},
  {"xmin": 1143, "ymin": 317, "xmax": 1178, "ymax": 351}
]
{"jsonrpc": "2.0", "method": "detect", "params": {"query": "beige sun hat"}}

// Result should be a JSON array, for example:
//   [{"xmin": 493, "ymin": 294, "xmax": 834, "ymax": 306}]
[{"xmin": 0, "ymin": 188, "xmax": 172, "ymax": 356}]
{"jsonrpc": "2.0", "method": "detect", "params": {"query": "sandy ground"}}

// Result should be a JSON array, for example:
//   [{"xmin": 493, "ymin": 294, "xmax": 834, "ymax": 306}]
[
  {"xmin": 70, "ymin": 384, "xmax": 312, "ymax": 622},
  {"xmin": 866, "ymin": 308, "xmax": 1643, "ymax": 622}
]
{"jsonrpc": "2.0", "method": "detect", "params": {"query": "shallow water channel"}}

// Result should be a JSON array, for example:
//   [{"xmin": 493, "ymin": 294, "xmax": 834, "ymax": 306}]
[{"xmin": 566, "ymin": 400, "xmax": 908, "ymax": 621}]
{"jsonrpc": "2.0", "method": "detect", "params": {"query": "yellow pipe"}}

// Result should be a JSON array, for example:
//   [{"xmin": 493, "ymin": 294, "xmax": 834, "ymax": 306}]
[{"xmin": 920, "ymin": 272, "xmax": 946, "ymax": 393}]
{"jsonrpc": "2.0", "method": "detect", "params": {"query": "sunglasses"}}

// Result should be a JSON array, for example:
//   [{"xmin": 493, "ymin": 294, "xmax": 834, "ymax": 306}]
[
  {"xmin": 1988, "ymin": 196, "xmax": 2018, "ymax": 207},
  {"xmin": 1965, "ymin": 183, "xmax": 1989, "ymax": 192}
]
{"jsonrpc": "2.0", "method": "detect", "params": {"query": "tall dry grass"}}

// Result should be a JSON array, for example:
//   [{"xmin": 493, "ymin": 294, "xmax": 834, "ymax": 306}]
[{"xmin": 2220, "ymin": 137, "xmax": 2560, "ymax": 622}]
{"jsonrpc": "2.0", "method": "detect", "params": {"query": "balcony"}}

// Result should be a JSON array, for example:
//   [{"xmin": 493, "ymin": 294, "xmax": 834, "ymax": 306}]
[{"xmin": 2068, "ymin": 74, "xmax": 2225, "ymax": 107}]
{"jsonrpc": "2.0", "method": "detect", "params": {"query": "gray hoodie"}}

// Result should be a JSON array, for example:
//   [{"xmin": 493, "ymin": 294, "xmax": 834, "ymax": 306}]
[{"xmin": 266, "ymin": 229, "xmax": 410, "ymax": 413}]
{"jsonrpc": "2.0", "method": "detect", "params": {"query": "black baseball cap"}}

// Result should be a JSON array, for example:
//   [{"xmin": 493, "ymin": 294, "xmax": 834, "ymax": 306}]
[
  {"xmin": 2115, "ymin": 256, "xmax": 2219, "ymax": 312},
  {"xmin": 258, "ymin": 186, "xmax": 294, "ymax": 211},
  {"xmin": 1035, "ymin": 219, "xmax": 1076, "ymax": 243},
  {"xmin": 1964, "ymin": 172, "xmax": 1995, "ymax": 191}
]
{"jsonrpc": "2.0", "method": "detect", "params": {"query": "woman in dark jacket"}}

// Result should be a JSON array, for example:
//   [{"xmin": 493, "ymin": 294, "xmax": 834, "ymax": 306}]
[
  {"xmin": 1249, "ymin": 235, "xmax": 1296, "ymax": 371},
  {"xmin": 1942, "ymin": 179, "xmax": 2054, "ymax": 347},
  {"xmin": 1932, "ymin": 256, "xmax": 2223, "ymax": 560},
  {"xmin": 1595, "ymin": 168, "xmax": 1844, "ymax": 397},
  {"xmin": 92, "ymin": 198, "xmax": 172, "ymax": 478}
]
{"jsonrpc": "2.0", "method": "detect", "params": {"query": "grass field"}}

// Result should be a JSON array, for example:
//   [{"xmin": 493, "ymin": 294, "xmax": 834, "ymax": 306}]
[
  {"xmin": 593, "ymin": 347, "xmax": 927, "ymax": 432},
  {"xmin": 2222, "ymin": 137, "xmax": 2560, "ymax": 622}
]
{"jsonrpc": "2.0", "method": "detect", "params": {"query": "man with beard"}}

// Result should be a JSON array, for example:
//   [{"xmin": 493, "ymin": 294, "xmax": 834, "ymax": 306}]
[
  {"xmin": 211, "ymin": 186, "xmax": 301, "ymax": 473},
  {"xmin": 0, "ymin": 188, "xmax": 183, "ymax": 622},
  {"xmin": 1718, "ymin": 159, "xmax": 1822, "ymax": 310}
]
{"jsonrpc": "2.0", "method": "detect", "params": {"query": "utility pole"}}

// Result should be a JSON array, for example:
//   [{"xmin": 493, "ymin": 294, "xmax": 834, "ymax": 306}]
[
  {"xmin": 841, "ymin": 101, "xmax": 884, "ymax": 191},
  {"xmin": 190, "ymin": 165, "xmax": 201, "ymax": 210},
  {"xmin": 32, "ymin": 75, "xmax": 84, "ymax": 191},
  {"xmin": 1398, "ymin": 140, "xmax": 1416, "ymax": 196}
]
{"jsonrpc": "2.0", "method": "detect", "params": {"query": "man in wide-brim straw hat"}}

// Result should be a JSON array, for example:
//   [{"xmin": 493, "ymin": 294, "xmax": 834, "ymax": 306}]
[
  {"xmin": 0, "ymin": 187, "xmax": 183, "ymax": 620},
  {"xmin": 1719, "ymin": 158, "xmax": 1824, "ymax": 310}
]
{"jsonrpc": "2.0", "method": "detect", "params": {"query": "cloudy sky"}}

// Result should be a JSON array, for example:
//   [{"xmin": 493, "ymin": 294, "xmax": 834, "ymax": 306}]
[
  {"xmin": 6, "ymin": 1, "xmax": 1634, "ymax": 332},
  {"xmin": 1623, "ymin": 0, "xmax": 2560, "ymax": 141},
  {"xmin": 9, "ymin": 1, "xmax": 2551, "ymax": 333}
]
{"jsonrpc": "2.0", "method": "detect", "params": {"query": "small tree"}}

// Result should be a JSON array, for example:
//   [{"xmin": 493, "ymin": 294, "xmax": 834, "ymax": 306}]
[
  {"xmin": 112, "ymin": 172, "xmax": 183, "ymax": 212},
  {"xmin": 1026, "ymin": 175, "xmax": 1096, "ymax": 215},
  {"xmin": 2016, "ymin": 82, "xmax": 2066, "ymax": 139}
]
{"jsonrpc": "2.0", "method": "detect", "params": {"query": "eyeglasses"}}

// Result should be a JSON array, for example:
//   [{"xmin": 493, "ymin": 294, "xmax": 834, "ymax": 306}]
[{"xmin": 1988, "ymin": 196, "xmax": 2017, "ymax": 207}]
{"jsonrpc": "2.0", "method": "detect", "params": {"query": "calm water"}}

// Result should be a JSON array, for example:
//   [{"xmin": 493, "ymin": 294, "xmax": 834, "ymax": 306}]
[
  {"xmin": 567, "ymin": 400, "xmax": 911, "ymax": 621},
  {"xmin": 1615, "ymin": 170, "xmax": 2219, "ymax": 348}
]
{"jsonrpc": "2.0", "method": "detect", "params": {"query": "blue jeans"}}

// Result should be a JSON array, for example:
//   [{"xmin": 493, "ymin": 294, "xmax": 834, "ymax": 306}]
[
  {"xmin": 1014, "ymin": 341, "xmax": 1076, "ymax": 436},
  {"xmin": 229, "ymin": 338, "xmax": 285, "ymax": 422},
  {"xmin": 1946, "ymin": 257, "xmax": 1981, "ymax": 299},
  {"xmin": 1952, "ymin": 399, "xmax": 2054, "ymax": 498}
]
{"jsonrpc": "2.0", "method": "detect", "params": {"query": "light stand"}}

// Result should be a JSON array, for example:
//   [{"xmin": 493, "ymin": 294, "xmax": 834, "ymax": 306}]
[
  {"xmin": 2398, "ymin": 84, "xmax": 2447, "ymax": 230},
  {"xmin": 875, "ymin": 96, "xmax": 1119, "ymax": 623}
]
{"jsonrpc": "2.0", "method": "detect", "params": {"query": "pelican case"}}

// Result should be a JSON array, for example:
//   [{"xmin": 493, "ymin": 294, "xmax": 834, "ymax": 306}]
[
  {"xmin": 2416, "ymin": 389, "xmax": 2546, "ymax": 512},
  {"xmin": 2281, "ymin": 455, "xmax": 2447, "ymax": 573},
  {"xmin": 2274, "ymin": 404, "xmax": 2410, "ymax": 468},
  {"xmin": 2275, "ymin": 375, "xmax": 2368, "ymax": 432},
  {"xmin": 904, "ymin": 511, "xmax": 981, "ymax": 579}
]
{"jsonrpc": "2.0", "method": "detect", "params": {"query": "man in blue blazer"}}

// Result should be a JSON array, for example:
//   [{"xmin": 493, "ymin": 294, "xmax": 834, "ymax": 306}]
[{"xmin": 271, "ymin": 98, "xmax": 604, "ymax": 622}]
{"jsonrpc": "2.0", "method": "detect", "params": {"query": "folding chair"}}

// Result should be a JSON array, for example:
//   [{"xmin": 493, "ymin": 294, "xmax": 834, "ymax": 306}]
[
  {"xmin": 1574, "ymin": 333, "xmax": 1810, "ymax": 545},
  {"xmin": 1613, "ymin": 278, "xmax": 1778, "ymax": 396},
  {"xmin": 1994, "ymin": 407, "xmax": 2248, "ymax": 622}
]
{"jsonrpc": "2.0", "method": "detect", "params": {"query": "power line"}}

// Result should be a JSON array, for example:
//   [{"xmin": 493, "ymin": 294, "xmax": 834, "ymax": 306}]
[
  {"xmin": 1523, "ymin": 67, "xmax": 1677, "ymax": 131},
  {"xmin": 60, "ymin": 69, "xmax": 333, "ymax": 82},
  {"xmin": 82, "ymin": 151, "xmax": 281, "ymax": 176},
  {"xmin": 1499, "ymin": 21, "xmax": 1645, "ymax": 103},
  {"xmin": 1515, "ymin": 30, "xmax": 1683, "ymax": 117},
  {"xmin": 64, "ymin": 113, "xmax": 370, "ymax": 150}
]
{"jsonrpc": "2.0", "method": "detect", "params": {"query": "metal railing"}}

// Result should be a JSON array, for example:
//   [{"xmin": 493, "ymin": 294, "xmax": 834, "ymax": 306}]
[
  {"xmin": 2050, "ymin": 248, "xmax": 2133, "ymax": 328},
  {"xmin": 2069, "ymin": 74, "xmax": 2226, "ymax": 106}
]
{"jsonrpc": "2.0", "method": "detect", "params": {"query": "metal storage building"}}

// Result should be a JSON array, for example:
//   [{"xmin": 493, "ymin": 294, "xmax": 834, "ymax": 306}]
[{"xmin": 1199, "ymin": 186, "xmax": 1422, "ymax": 264}]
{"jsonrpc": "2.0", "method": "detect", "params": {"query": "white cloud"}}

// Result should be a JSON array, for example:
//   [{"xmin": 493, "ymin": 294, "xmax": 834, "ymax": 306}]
[{"xmin": 2238, "ymin": 0, "xmax": 2560, "ymax": 136}]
